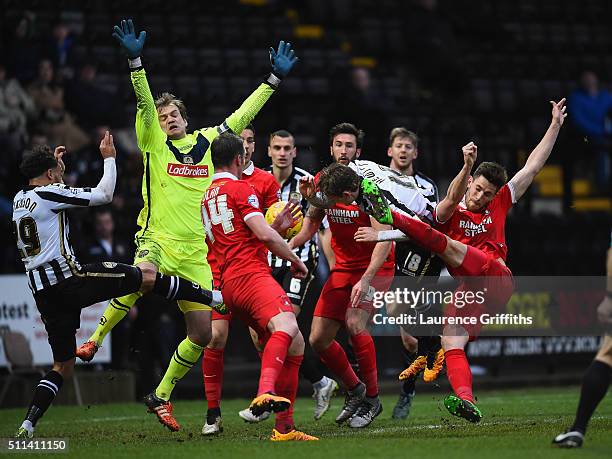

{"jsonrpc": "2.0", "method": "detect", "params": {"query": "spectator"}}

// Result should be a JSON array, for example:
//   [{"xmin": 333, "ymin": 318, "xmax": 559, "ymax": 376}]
[
  {"xmin": 0, "ymin": 63, "xmax": 36, "ymax": 152},
  {"xmin": 567, "ymin": 70, "xmax": 612, "ymax": 193},
  {"xmin": 6, "ymin": 12, "xmax": 41, "ymax": 84},
  {"xmin": 335, "ymin": 66, "xmax": 390, "ymax": 163},
  {"xmin": 78, "ymin": 209, "xmax": 133, "ymax": 369},
  {"xmin": 67, "ymin": 62, "xmax": 119, "ymax": 131},
  {"xmin": 45, "ymin": 22, "xmax": 77, "ymax": 76},
  {"xmin": 27, "ymin": 58, "xmax": 89, "ymax": 152}
]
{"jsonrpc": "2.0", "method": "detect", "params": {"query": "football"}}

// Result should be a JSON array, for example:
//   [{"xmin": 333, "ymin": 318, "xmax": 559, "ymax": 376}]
[{"xmin": 265, "ymin": 201, "xmax": 303, "ymax": 240}]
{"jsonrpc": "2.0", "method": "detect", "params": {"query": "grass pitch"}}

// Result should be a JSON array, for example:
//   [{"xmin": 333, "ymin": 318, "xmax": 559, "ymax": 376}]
[{"xmin": 1, "ymin": 386, "xmax": 610, "ymax": 458}]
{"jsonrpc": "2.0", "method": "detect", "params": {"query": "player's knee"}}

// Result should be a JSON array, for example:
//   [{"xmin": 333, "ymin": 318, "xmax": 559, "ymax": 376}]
[
  {"xmin": 208, "ymin": 324, "xmax": 228, "ymax": 349},
  {"xmin": 288, "ymin": 332, "xmax": 305, "ymax": 356},
  {"xmin": 138, "ymin": 265, "xmax": 158, "ymax": 292},
  {"xmin": 441, "ymin": 334, "xmax": 467, "ymax": 351},
  {"xmin": 189, "ymin": 328, "xmax": 212, "ymax": 348},
  {"xmin": 309, "ymin": 331, "xmax": 329, "ymax": 353},
  {"xmin": 346, "ymin": 317, "xmax": 367, "ymax": 336}
]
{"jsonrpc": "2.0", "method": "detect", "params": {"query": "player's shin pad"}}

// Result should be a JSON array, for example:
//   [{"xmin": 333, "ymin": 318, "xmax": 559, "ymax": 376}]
[
  {"xmin": 155, "ymin": 337, "xmax": 204, "ymax": 400},
  {"xmin": 89, "ymin": 292, "xmax": 141, "ymax": 346}
]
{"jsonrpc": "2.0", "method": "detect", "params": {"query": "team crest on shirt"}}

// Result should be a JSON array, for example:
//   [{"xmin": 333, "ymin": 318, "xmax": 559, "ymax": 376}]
[
  {"xmin": 102, "ymin": 262, "xmax": 117, "ymax": 268},
  {"xmin": 138, "ymin": 250, "xmax": 149, "ymax": 258},
  {"xmin": 183, "ymin": 155, "xmax": 194, "ymax": 164},
  {"xmin": 248, "ymin": 194, "xmax": 259, "ymax": 209}
]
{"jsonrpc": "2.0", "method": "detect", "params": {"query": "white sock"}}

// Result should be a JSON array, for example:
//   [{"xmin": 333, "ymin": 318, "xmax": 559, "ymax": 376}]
[{"xmin": 21, "ymin": 420, "xmax": 34, "ymax": 433}]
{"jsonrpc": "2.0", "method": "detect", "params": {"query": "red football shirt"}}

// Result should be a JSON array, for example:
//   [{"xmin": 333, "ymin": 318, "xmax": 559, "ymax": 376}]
[
  {"xmin": 436, "ymin": 183, "xmax": 515, "ymax": 261},
  {"xmin": 242, "ymin": 162, "xmax": 280, "ymax": 211},
  {"xmin": 314, "ymin": 172, "xmax": 394, "ymax": 271},
  {"xmin": 202, "ymin": 172, "xmax": 271, "ymax": 286}
]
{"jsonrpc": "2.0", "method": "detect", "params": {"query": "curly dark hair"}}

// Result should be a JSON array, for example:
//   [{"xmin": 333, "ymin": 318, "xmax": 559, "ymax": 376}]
[
  {"xmin": 317, "ymin": 162, "xmax": 361, "ymax": 197},
  {"xmin": 19, "ymin": 145, "xmax": 58, "ymax": 179}
]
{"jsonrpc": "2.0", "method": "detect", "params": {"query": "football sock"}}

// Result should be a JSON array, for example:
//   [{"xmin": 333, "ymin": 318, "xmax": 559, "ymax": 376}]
[
  {"xmin": 90, "ymin": 293, "xmax": 140, "ymax": 346},
  {"xmin": 258, "ymin": 331, "xmax": 292, "ymax": 395},
  {"xmin": 391, "ymin": 210, "xmax": 448, "ymax": 254},
  {"xmin": 445, "ymin": 349, "xmax": 474, "ymax": 403},
  {"xmin": 22, "ymin": 370, "xmax": 64, "ymax": 431},
  {"xmin": 299, "ymin": 347, "xmax": 325, "ymax": 385},
  {"xmin": 152, "ymin": 273, "xmax": 218, "ymax": 305},
  {"xmin": 351, "ymin": 332, "xmax": 379, "ymax": 397},
  {"xmin": 274, "ymin": 355, "xmax": 303, "ymax": 434},
  {"xmin": 203, "ymin": 348, "xmax": 224, "ymax": 410},
  {"xmin": 571, "ymin": 360, "xmax": 611, "ymax": 434},
  {"xmin": 318, "ymin": 340, "xmax": 360, "ymax": 390},
  {"xmin": 155, "ymin": 337, "xmax": 203, "ymax": 401}
]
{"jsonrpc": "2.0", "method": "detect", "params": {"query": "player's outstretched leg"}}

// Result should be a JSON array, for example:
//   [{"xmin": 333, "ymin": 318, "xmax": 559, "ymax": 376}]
[
  {"xmin": 202, "ymin": 347, "xmax": 225, "ymax": 435},
  {"xmin": 77, "ymin": 266, "xmax": 223, "ymax": 362},
  {"xmin": 301, "ymin": 347, "xmax": 338, "ymax": 420}
]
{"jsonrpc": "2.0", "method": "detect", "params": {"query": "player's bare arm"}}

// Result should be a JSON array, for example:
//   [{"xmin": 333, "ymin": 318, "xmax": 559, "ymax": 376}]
[
  {"xmin": 354, "ymin": 226, "xmax": 410, "ymax": 243},
  {"xmin": 509, "ymin": 98, "xmax": 567, "ymax": 201},
  {"xmin": 289, "ymin": 205, "xmax": 325, "ymax": 249},
  {"xmin": 350, "ymin": 219, "xmax": 392, "ymax": 307},
  {"xmin": 318, "ymin": 227, "xmax": 336, "ymax": 269},
  {"xmin": 298, "ymin": 175, "xmax": 335, "ymax": 208},
  {"xmin": 436, "ymin": 142, "xmax": 477, "ymax": 223},
  {"xmin": 245, "ymin": 214, "xmax": 308, "ymax": 279}
]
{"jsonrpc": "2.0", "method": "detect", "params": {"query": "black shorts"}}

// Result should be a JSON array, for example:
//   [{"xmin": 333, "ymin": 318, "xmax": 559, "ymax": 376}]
[
  {"xmin": 272, "ymin": 259, "xmax": 317, "ymax": 308},
  {"xmin": 394, "ymin": 241, "xmax": 443, "ymax": 281},
  {"xmin": 33, "ymin": 262, "xmax": 141, "ymax": 362}
]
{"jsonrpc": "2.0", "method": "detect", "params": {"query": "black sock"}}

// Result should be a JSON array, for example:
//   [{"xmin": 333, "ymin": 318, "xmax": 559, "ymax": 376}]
[
  {"xmin": 207, "ymin": 407, "xmax": 221, "ymax": 422},
  {"xmin": 24, "ymin": 370, "xmax": 64, "ymax": 427},
  {"xmin": 153, "ymin": 273, "xmax": 214, "ymax": 304},
  {"xmin": 300, "ymin": 349, "xmax": 325, "ymax": 385},
  {"xmin": 571, "ymin": 360, "xmax": 611, "ymax": 434}
]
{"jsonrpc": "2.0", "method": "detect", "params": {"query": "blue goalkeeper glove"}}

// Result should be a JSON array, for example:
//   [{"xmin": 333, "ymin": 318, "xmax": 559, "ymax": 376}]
[
  {"xmin": 112, "ymin": 19, "xmax": 146, "ymax": 59},
  {"xmin": 269, "ymin": 40, "xmax": 298, "ymax": 78}
]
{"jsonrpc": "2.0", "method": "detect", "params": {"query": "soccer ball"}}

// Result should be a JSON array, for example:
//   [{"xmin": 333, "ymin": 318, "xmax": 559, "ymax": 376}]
[{"xmin": 265, "ymin": 201, "xmax": 303, "ymax": 240}]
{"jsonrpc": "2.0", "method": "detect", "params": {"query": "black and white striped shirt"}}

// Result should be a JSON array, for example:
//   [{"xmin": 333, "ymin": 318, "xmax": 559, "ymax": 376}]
[
  {"xmin": 264, "ymin": 165, "xmax": 328, "ymax": 267},
  {"xmin": 12, "ymin": 184, "xmax": 96, "ymax": 293}
]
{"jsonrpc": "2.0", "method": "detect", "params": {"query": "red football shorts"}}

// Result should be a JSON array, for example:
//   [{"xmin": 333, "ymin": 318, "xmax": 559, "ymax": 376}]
[
  {"xmin": 446, "ymin": 245, "xmax": 514, "ymax": 339},
  {"xmin": 221, "ymin": 273, "xmax": 294, "ymax": 341},
  {"xmin": 314, "ymin": 266, "xmax": 394, "ymax": 323}
]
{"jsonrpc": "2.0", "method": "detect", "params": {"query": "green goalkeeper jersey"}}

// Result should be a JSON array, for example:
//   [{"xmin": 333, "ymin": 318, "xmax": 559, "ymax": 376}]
[{"xmin": 130, "ymin": 68, "xmax": 275, "ymax": 245}]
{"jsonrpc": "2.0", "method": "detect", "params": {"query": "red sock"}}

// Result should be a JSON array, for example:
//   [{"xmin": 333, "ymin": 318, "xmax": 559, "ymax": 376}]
[
  {"xmin": 202, "ymin": 348, "xmax": 224, "ymax": 410},
  {"xmin": 445, "ymin": 349, "xmax": 474, "ymax": 403},
  {"xmin": 318, "ymin": 340, "xmax": 360, "ymax": 390},
  {"xmin": 274, "ymin": 354, "xmax": 303, "ymax": 434},
  {"xmin": 258, "ymin": 331, "xmax": 292, "ymax": 395},
  {"xmin": 391, "ymin": 210, "xmax": 448, "ymax": 254},
  {"xmin": 351, "ymin": 332, "xmax": 378, "ymax": 397}
]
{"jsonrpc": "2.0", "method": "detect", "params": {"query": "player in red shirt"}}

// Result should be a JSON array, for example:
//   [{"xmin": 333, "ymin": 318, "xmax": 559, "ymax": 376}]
[
  {"xmin": 201, "ymin": 124, "xmax": 281, "ymax": 434},
  {"xmin": 357, "ymin": 99, "xmax": 567, "ymax": 423},
  {"xmin": 289, "ymin": 123, "xmax": 394, "ymax": 428},
  {"xmin": 202, "ymin": 132, "xmax": 317, "ymax": 441}
]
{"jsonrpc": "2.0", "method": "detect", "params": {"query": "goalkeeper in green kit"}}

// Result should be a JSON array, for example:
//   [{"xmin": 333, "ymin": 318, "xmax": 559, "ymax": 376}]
[{"xmin": 76, "ymin": 19, "xmax": 298, "ymax": 432}]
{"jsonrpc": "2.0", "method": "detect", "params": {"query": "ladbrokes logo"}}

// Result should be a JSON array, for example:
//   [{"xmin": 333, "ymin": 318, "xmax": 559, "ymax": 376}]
[{"xmin": 167, "ymin": 163, "xmax": 209, "ymax": 178}]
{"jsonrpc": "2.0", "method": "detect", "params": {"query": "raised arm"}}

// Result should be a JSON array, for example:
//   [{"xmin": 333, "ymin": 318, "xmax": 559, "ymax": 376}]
[
  {"xmin": 436, "ymin": 142, "xmax": 477, "ymax": 223},
  {"xmin": 509, "ymin": 98, "xmax": 567, "ymax": 201},
  {"xmin": 289, "ymin": 205, "xmax": 325, "ymax": 249},
  {"xmin": 112, "ymin": 19, "xmax": 165, "ymax": 151},
  {"xmin": 219, "ymin": 41, "xmax": 298, "ymax": 135}
]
